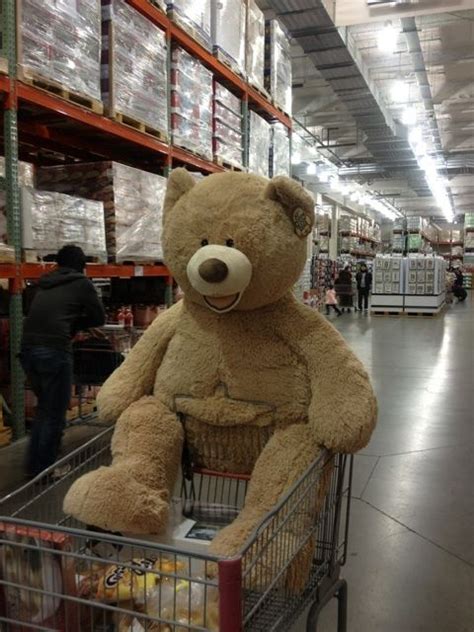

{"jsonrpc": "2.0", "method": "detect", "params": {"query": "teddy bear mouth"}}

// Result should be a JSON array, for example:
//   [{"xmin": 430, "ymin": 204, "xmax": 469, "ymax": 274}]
[{"xmin": 204, "ymin": 293, "xmax": 241, "ymax": 312}]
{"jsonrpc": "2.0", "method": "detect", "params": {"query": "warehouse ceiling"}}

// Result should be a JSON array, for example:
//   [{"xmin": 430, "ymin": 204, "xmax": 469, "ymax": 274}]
[{"xmin": 258, "ymin": 1, "xmax": 474, "ymax": 220}]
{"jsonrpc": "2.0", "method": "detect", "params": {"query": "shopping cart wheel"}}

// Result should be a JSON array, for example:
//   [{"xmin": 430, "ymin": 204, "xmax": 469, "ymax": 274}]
[{"xmin": 306, "ymin": 578, "xmax": 347, "ymax": 632}]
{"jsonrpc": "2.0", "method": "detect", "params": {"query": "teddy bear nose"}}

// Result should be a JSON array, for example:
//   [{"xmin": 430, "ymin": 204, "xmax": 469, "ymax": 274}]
[{"xmin": 198, "ymin": 258, "xmax": 229, "ymax": 283}]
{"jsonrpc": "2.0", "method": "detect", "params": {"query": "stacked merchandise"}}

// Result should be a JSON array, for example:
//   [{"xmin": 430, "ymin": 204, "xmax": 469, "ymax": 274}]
[
  {"xmin": 405, "ymin": 256, "xmax": 445, "ymax": 296},
  {"xmin": 248, "ymin": 111, "xmax": 270, "ymax": 177},
  {"xmin": 311, "ymin": 256, "xmax": 339, "ymax": 294},
  {"xmin": 315, "ymin": 215, "xmax": 330, "ymax": 253},
  {"xmin": 167, "ymin": 0, "xmax": 212, "ymax": 49},
  {"xmin": 171, "ymin": 48, "xmax": 213, "ymax": 160},
  {"xmin": 245, "ymin": 0, "xmax": 266, "ymax": 93},
  {"xmin": 265, "ymin": 20, "xmax": 292, "ymax": 115},
  {"xmin": 37, "ymin": 162, "xmax": 167, "ymax": 262},
  {"xmin": 0, "ymin": 159, "xmax": 36, "ymax": 262},
  {"xmin": 213, "ymin": 83, "xmax": 243, "ymax": 168},
  {"xmin": 464, "ymin": 213, "xmax": 474, "ymax": 265},
  {"xmin": 294, "ymin": 257, "xmax": 312, "ymax": 301},
  {"xmin": 20, "ymin": 189, "xmax": 106, "ymax": 261},
  {"xmin": 16, "ymin": 0, "xmax": 101, "ymax": 102},
  {"xmin": 373, "ymin": 256, "xmax": 403, "ymax": 295},
  {"xmin": 211, "ymin": 0, "xmax": 245, "ymax": 75},
  {"xmin": 339, "ymin": 216, "xmax": 358, "ymax": 234},
  {"xmin": 101, "ymin": 0, "xmax": 168, "ymax": 136},
  {"xmin": 392, "ymin": 234, "xmax": 405, "ymax": 252},
  {"xmin": 270, "ymin": 122, "xmax": 290, "ymax": 177}
]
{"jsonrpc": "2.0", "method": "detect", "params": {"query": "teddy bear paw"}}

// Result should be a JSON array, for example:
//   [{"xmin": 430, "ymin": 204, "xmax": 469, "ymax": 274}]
[{"xmin": 63, "ymin": 466, "xmax": 169, "ymax": 535}]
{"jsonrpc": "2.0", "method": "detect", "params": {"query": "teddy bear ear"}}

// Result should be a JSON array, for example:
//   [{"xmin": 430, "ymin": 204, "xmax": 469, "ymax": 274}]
[
  {"xmin": 163, "ymin": 168, "xmax": 196, "ymax": 220},
  {"xmin": 264, "ymin": 176, "xmax": 315, "ymax": 238}
]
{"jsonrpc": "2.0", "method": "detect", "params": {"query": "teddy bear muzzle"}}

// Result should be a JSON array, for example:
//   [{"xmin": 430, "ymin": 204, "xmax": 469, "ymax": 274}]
[{"xmin": 186, "ymin": 244, "xmax": 252, "ymax": 313}]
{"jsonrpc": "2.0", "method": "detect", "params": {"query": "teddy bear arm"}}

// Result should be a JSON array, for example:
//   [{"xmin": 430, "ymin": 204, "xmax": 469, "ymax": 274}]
[
  {"xmin": 209, "ymin": 423, "xmax": 321, "ymax": 558},
  {"xmin": 306, "ymin": 332, "xmax": 377, "ymax": 454},
  {"xmin": 97, "ymin": 302, "xmax": 182, "ymax": 423}
]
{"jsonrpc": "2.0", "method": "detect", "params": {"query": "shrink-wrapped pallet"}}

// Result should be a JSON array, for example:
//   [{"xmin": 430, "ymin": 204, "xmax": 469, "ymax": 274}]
[
  {"xmin": 37, "ymin": 162, "xmax": 166, "ymax": 262},
  {"xmin": 211, "ymin": 0, "xmax": 245, "ymax": 74},
  {"xmin": 171, "ymin": 47, "xmax": 213, "ymax": 160},
  {"xmin": 167, "ymin": 0, "xmax": 211, "ymax": 49},
  {"xmin": 245, "ymin": 0, "xmax": 265, "ymax": 92},
  {"xmin": 265, "ymin": 19, "xmax": 292, "ymax": 115},
  {"xmin": 102, "ymin": 0, "xmax": 168, "ymax": 135},
  {"xmin": 270, "ymin": 122, "xmax": 290, "ymax": 176},
  {"xmin": 213, "ymin": 82, "xmax": 243, "ymax": 168},
  {"xmin": 17, "ymin": 0, "xmax": 101, "ymax": 102},
  {"xmin": 248, "ymin": 111, "xmax": 270, "ymax": 177},
  {"xmin": 0, "ymin": 159, "xmax": 35, "ymax": 258}
]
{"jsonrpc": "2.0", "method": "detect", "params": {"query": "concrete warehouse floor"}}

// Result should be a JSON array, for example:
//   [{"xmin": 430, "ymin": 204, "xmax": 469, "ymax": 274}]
[{"xmin": 0, "ymin": 298, "xmax": 472, "ymax": 631}]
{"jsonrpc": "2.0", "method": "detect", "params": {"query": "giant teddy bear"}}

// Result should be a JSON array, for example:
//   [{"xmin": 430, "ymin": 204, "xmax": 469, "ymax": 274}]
[{"xmin": 64, "ymin": 169, "xmax": 377, "ymax": 558}]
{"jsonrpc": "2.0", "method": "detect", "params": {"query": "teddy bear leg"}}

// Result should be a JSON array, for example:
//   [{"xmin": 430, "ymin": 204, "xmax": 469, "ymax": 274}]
[
  {"xmin": 209, "ymin": 423, "xmax": 322, "ymax": 557},
  {"xmin": 63, "ymin": 396, "xmax": 183, "ymax": 534}
]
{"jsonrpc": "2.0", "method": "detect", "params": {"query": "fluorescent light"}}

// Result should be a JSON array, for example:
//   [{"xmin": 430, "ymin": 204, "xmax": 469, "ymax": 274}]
[
  {"xmin": 306, "ymin": 163, "xmax": 317, "ymax": 175},
  {"xmin": 391, "ymin": 79, "xmax": 409, "ymax": 103},
  {"xmin": 377, "ymin": 22, "xmax": 398, "ymax": 54},
  {"xmin": 401, "ymin": 106, "xmax": 417, "ymax": 126}
]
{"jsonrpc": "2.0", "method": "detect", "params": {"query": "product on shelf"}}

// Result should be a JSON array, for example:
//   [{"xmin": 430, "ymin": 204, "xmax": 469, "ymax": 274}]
[
  {"xmin": 16, "ymin": 0, "xmax": 101, "ymax": 102},
  {"xmin": 270, "ymin": 122, "xmax": 290, "ymax": 176},
  {"xmin": 248, "ymin": 110, "xmax": 270, "ymax": 177},
  {"xmin": 171, "ymin": 47, "xmax": 213, "ymax": 160},
  {"xmin": 245, "ymin": 0, "xmax": 265, "ymax": 92},
  {"xmin": 0, "ymin": 158, "xmax": 35, "ymax": 252},
  {"xmin": 167, "ymin": 0, "xmax": 212, "ymax": 49},
  {"xmin": 8, "ymin": 187, "xmax": 106, "ymax": 260},
  {"xmin": 265, "ymin": 19, "xmax": 292, "ymax": 115},
  {"xmin": 37, "ymin": 162, "xmax": 166, "ymax": 262},
  {"xmin": 210, "ymin": 0, "xmax": 245, "ymax": 74},
  {"xmin": 213, "ymin": 82, "xmax": 243, "ymax": 168},
  {"xmin": 102, "ymin": 0, "xmax": 168, "ymax": 135},
  {"xmin": 465, "ymin": 212, "xmax": 474, "ymax": 229},
  {"xmin": 339, "ymin": 216, "xmax": 358, "ymax": 233},
  {"xmin": 372, "ymin": 255, "xmax": 403, "ymax": 294}
]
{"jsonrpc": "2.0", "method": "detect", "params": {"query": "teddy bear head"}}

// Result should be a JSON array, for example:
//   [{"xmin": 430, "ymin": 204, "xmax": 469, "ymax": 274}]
[{"xmin": 162, "ymin": 169, "xmax": 314, "ymax": 313}]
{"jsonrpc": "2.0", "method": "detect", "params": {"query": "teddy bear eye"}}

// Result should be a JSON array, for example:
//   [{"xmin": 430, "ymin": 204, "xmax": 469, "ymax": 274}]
[
  {"xmin": 201, "ymin": 238, "xmax": 209, "ymax": 247},
  {"xmin": 226, "ymin": 239, "xmax": 234, "ymax": 247}
]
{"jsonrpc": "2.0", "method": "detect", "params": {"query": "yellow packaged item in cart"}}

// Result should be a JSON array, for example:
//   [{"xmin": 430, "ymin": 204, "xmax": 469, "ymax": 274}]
[{"xmin": 96, "ymin": 557, "xmax": 185, "ymax": 603}]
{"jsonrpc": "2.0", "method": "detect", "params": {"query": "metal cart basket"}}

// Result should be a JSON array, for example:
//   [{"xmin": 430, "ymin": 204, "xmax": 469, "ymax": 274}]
[{"xmin": 0, "ymin": 426, "xmax": 353, "ymax": 631}]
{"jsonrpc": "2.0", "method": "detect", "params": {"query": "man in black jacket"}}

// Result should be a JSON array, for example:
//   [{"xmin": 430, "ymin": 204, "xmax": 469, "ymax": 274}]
[
  {"xmin": 21, "ymin": 245, "xmax": 105, "ymax": 478},
  {"xmin": 356, "ymin": 263, "xmax": 373, "ymax": 312}
]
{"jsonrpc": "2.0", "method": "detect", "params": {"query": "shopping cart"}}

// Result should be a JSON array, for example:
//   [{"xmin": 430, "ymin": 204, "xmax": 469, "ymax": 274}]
[
  {"xmin": 0, "ymin": 426, "xmax": 353, "ymax": 631},
  {"xmin": 334, "ymin": 284, "xmax": 355, "ymax": 313}
]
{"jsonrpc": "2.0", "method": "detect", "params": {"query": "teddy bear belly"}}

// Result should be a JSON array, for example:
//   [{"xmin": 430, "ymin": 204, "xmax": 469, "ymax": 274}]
[{"xmin": 183, "ymin": 417, "xmax": 274, "ymax": 474}]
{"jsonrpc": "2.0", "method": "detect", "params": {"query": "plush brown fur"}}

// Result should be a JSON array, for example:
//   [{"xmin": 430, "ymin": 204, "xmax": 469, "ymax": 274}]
[{"xmin": 64, "ymin": 170, "xmax": 377, "ymax": 562}]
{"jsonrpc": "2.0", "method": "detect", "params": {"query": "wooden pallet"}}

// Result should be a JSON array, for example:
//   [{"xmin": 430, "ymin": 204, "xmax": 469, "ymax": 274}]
[
  {"xmin": 148, "ymin": 0, "xmax": 166, "ymax": 12},
  {"xmin": 213, "ymin": 155, "xmax": 244, "ymax": 171},
  {"xmin": 168, "ymin": 11, "xmax": 212, "ymax": 51},
  {"xmin": 249, "ymin": 81, "xmax": 270, "ymax": 101},
  {"xmin": 404, "ymin": 310, "xmax": 441, "ymax": 318},
  {"xmin": 213, "ymin": 48, "xmax": 245, "ymax": 78},
  {"xmin": 271, "ymin": 98, "xmax": 291, "ymax": 116},
  {"xmin": 0, "ymin": 57, "xmax": 8, "ymax": 75},
  {"xmin": 110, "ymin": 111, "xmax": 168, "ymax": 142},
  {"xmin": 174, "ymin": 143, "xmax": 213, "ymax": 162},
  {"xmin": 19, "ymin": 68, "xmax": 103, "ymax": 114},
  {"xmin": 371, "ymin": 310, "xmax": 403, "ymax": 317}
]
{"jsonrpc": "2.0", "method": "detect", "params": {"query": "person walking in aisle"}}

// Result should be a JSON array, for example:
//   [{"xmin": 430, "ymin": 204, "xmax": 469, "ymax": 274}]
[
  {"xmin": 20, "ymin": 245, "xmax": 105, "ymax": 479},
  {"xmin": 325, "ymin": 284, "xmax": 342, "ymax": 317},
  {"xmin": 356, "ymin": 262, "xmax": 372, "ymax": 312}
]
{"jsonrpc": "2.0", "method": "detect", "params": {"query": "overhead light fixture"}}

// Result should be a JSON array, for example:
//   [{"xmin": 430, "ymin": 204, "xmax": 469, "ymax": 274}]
[
  {"xmin": 391, "ymin": 79, "xmax": 409, "ymax": 103},
  {"xmin": 401, "ymin": 106, "xmax": 417, "ymax": 126},
  {"xmin": 377, "ymin": 22, "xmax": 398, "ymax": 54},
  {"xmin": 306, "ymin": 162, "xmax": 317, "ymax": 175}
]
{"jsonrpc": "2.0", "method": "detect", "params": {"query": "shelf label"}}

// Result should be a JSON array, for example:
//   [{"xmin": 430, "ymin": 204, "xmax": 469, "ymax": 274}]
[{"xmin": 134, "ymin": 266, "xmax": 144, "ymax": 277}]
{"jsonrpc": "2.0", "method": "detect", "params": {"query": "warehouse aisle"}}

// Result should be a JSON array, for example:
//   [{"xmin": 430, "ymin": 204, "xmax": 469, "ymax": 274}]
[{"xmin": 296, "ymin": 298, "xmax": 474, "ymax": 632}]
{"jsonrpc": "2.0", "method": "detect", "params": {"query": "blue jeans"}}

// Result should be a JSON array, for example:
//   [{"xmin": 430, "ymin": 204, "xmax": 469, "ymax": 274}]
[{"xmin": 20, "ymin": 347, "xmax": 73, "ymax": 477}]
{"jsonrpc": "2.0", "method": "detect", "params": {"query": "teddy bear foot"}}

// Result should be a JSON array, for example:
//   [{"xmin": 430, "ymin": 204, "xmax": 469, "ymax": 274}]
[{"xmin": 63, "ymin": 466, "xmax": 169, "ymax": 535}]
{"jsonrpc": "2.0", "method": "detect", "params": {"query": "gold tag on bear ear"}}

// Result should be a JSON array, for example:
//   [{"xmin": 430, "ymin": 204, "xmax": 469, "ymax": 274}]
[{"xmin": 293, "ymin": 207, "xmax": 312, "ymax": 237}]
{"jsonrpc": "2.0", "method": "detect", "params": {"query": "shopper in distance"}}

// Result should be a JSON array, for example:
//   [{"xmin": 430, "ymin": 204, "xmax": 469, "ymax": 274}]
[
  {"xmin": 20, "ymin": 245, "xmax": 105, "ymax": 480},
  {"xmin": 356, "ymin": 262, "xmax": 372, "ymax": 312}
]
